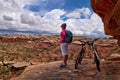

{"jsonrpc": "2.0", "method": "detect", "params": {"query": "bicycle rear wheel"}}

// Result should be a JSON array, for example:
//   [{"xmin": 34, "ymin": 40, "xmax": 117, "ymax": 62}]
[
  {"xmin": 75, "ymin": 49, "xmax": 85, "ymax": 69},
  {"xmin": 94, "ymin": 53, "xmax": 100, "ymax": 71}
]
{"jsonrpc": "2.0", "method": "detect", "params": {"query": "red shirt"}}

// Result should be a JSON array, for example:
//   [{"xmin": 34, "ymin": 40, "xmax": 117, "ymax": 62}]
[{"xmin": 60, "ymin": 29, "xmax": 66, "ymax": 43}]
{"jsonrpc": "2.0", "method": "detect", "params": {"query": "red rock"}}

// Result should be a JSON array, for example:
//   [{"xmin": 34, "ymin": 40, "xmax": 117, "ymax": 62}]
[
  {"xmin": 106, "ymin": 54, "xmax": 120, "ymax": 61},
  {"xmin": 91, "ymin": 0, "xmax": 120, "ymax": 45}
]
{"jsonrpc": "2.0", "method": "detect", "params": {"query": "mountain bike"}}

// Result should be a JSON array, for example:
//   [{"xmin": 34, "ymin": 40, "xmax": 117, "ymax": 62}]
[
  {"xmin": 74, "ymin": 40, "xmax": 86, "ymax": 69},
  {"xmin": 75, "ymin": 38, "xmax": 101, "ymax": 71}
]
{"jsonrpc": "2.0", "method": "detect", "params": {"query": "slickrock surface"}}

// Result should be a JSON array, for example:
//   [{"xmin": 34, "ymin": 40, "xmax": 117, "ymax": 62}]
[{"xmin": 11, "ymin": 59, "xmax": 120, "ymax": 80}]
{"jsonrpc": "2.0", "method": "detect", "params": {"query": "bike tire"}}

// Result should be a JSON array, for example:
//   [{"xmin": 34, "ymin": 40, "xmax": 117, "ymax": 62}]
[
  {"xmin": 94, "ymin": 54, "xmax": 101, "ymax": 71},
  {"xmin": 75, "ymin": 49, "xmax": 85, "ymax": 69}
]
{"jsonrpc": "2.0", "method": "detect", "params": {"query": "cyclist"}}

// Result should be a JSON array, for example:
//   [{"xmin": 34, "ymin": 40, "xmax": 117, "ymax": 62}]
[{"xmin": 59, "ymin": 23, "xmax": 69, "ymax": 67}]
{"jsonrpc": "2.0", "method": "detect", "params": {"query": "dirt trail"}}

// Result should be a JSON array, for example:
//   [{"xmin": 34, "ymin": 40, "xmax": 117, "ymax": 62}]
[{"xmin": 11, "ymin": 59, "xmax": 120, "ymax": 80}]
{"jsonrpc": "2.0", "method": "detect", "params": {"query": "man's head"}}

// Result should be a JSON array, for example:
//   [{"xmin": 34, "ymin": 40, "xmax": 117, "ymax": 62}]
[{"xmin": 61, "ymin": 23, "xmax": 66, "ymax": 29}]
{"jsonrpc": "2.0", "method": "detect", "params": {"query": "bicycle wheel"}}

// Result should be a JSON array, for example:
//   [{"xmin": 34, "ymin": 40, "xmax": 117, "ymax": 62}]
[
  {"xmin": 94, "ymin": 53, "xmax": 100, "ymax": 71},
  {"xmin": 75, "ymin": 49, "xmax": 85, "ymax": 69}
]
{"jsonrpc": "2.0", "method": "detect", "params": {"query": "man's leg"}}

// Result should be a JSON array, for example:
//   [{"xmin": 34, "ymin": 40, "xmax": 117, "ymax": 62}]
[
  {"xmin": 63, "ymin": 55, "xmax": 68, "ymax": 64},
  {"xmin": 60, "ymin": 43, "xmax": 68, "ymax": 67}
]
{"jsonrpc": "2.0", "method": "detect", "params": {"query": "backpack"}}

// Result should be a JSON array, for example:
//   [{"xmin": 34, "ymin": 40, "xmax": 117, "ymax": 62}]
[{"xmin": 65, "ymin": 30, "xmax": 73, "ymax": 43}]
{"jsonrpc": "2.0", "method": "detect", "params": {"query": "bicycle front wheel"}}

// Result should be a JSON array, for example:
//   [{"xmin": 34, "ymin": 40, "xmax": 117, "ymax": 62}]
[
  {"xmin": 75, "ymin": 49, "xmax": 85, "ymax": 69},
  {"xmin": 94, "ymin": 54, "xmax": 100, "ymax": 71}
]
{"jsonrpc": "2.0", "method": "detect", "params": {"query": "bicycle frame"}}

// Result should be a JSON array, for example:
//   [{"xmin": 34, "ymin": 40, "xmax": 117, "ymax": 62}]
[
  {"xmin": 87, "ymin": 40, "xmax": 100, "ymax": 60},
  {"xmin": 75, "ymin": 40, "xmax": 86, "ymax": 69},
  {"xmin": 79, "ymin": 41, "xmax": 86, "ymax": 63}
]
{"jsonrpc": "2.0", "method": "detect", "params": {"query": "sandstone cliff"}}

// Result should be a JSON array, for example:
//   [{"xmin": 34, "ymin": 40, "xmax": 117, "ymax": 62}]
[{"xmin": 91, "ymin": 0, "xmax": 120, "ymax": 45}]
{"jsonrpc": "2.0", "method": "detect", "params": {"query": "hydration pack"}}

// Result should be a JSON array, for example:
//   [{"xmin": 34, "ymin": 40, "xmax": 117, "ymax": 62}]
[{"xmin": 65, "ymin": 30, "xmax": 73, "ymax": 43}]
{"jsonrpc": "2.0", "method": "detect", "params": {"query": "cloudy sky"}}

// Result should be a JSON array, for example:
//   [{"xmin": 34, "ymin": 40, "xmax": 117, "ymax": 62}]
[{"xmin": 0, "ymin": 0, "xmax": 108, "ymax": 37}]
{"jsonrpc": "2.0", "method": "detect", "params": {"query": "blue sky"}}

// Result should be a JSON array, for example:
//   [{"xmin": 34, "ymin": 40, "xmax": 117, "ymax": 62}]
[
  {"xmin": 24, "ymin": 0, "xmax": 92, "ymax": 19},
  {"xmin": 25, "ymin": 0, "xmax": 92, "ymax": 12},
  {"xmin": 0, "ymin": 0, "xmax": 108, "ymax": 38}
]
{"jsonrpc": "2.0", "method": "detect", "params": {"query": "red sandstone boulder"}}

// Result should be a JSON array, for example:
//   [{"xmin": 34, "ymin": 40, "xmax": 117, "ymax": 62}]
[{"xmin": 91, "ymin": 0, "xmax": 120, "ymax": 45}]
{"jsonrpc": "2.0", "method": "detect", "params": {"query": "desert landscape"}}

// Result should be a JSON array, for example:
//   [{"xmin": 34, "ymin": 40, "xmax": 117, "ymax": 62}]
[
  {"xmin": 0, "ymin": 34, "xmax": 120, "ymax": 80},
  {"xmin": 0, "ymin": 0, "xmax": 120, "ymax": 80}
]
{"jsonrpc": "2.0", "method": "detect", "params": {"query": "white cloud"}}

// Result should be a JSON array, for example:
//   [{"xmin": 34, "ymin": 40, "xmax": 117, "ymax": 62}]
[
  {"xmin": 66, "ymin": 7, "xmax": 91, "ymax": 19},
  {"xmin": 43, "ymin": 9, "xmax": 65, "ymax": 20},
  {"xmin": 20, "ymin": 13, "xmax": 36, "ymax": 25},
  {"xmin": 0, "ymin": 0, "xmax": 107, "ymax": 38},
  {"xmin": 66, "ymin": 11, "xmax": 80, "ymax": 19},
  {"xmin": 81, "ymin": 7, "xmax": 91, "ymax": 18},
  {"xmin": 3, "ymin": 15, "xmax": 14, "ymax": 21},
  {"xmin": 65, "ymin": 13, "xmax": 107, "ymax": 37}
]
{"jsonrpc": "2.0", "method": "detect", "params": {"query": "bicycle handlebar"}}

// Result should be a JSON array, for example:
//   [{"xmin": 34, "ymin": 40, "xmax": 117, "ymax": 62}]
[
  {"xmin": 93, "ymin": 38, "xmax": 100, "ymax": 41},
  {"xmin": 79, "ymin": 38, "xmax": 100, "ymax": 45}
]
